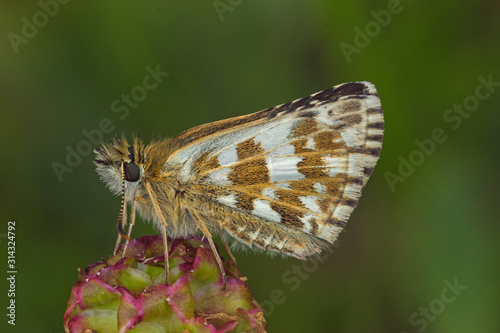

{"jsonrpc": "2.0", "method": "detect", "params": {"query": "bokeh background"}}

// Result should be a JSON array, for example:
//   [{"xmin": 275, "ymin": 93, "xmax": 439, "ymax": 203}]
[{"xmin": 1, "ymin": 1, "xmax": 499, "ymax": 332}]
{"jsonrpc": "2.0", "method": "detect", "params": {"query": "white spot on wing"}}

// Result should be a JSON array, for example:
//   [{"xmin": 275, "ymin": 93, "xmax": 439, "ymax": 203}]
[
  {"xmin": 367, "ymin": 128, "xmax": 384, "ymax": 136},
  {"xmin": 305, "ymin": 137, "xmax": 315, "ymax": 150},
  {"xmin": 217, "ymin": 145, "xmax": 238, "ymax": 167},
  {"xmin": 323, "ymin": 156, "xmax": 347, "ymax": 177},
  {"xmin": 247, "ymin": 227, "xmax": 261, "ymax": 242},
  {"xmin": 363, "ymin": 154, "xmax": 378, "ymax": 167},
  {"xmin": 266, "ymin": 144, "xmax": 295, "ymax": 157},
  {"xmin": 266, "ymin": 156, "xmax": 305, "ymax": 182},
  {"xmin": 365, "ymin": 95, "xmax": 381, "ymax": 109},
  {"xmin": 368, "ymin": 112, "xmax": 383, "ymax": 123},
  {"xmin": 262, "ymin": 233, "xmax": 274, "ymax": 246},
  {"xmin": 299, "ymin": 196, "xmax": 322, "ymax": 214},
  {"xmin": 252, "ymin": 199, "xmax": 281, "ymax": 222},
  {"xmin": 271, "ymin": 236, "xmax": 286, "ymax": 250},
  {"xmin": 255, "ymin": 119, "xmax": 297, "ymax": 151},
  {"xmin": 347, "ymin": 153, "xmax": 364, "ymax": 178},
  {"xmin": 316, "ymin": 224, "xmax": 342, "ymax": 243},
  {"xmin": 340, "ymin": 126, "xmax": 364, "ymax": 146},
  {"xmin": 262, "ymin": 187, "xmax": 277, "ymax": 200},
  {"xmin": 217, "ymin": 194, "xmax": 237, "ymax": 208},
  {"xmin": 333, "ymin": 204, "xmax": 354, "ymax": 221},
  {"xmin": 314, "ymin": 182, "xmax": 327, "ymax": 194},
  {"xmin": 274, "ymin": 182, "xmax": 292, "ymax": 190},
  {"xmin": 343, "ymin": 183, "xmax": 362, "ymax": 198},
  {"xmin": 299, "ymin": 213, "xmax": 316, "ymax": 233},
  {"xmin": 206, "ymin": 168, "xmax": 232, "ymax": 185},
  {"xmin": 366, "ymin": 140, "xmax": 381, "ymax": 147},
  {"xmin": 315, "ymin": 104, "xmax": 343, "ymax": 125}
]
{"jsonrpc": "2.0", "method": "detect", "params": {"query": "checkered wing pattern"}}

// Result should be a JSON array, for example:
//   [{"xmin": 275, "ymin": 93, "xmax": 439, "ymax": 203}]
[{"xmin": 165, "ymin": 82, "xmax": 384, "ymax": 258}]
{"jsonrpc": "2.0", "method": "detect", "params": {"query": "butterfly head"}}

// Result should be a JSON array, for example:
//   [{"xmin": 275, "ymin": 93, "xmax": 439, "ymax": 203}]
[{"xmin": 94, "ymin": 136, "xmax": 146, "ymax": 198}]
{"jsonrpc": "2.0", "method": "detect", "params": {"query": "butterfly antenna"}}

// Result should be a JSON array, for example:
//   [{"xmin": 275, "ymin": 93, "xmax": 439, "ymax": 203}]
[{"xmin": 116, "ymin": 163, "xmax": 130, "ymax": 241}]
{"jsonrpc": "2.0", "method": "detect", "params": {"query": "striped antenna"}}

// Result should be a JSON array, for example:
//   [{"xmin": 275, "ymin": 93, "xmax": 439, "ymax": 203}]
[{"xmin": 116, "ymin": 163, "xmax": 130, "ymax": 240}]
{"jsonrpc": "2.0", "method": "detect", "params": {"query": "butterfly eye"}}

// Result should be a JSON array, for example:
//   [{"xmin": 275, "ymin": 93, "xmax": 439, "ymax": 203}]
[{"xmin": 124, "ymin": 162, "xmax": 141, "ymax": 182}]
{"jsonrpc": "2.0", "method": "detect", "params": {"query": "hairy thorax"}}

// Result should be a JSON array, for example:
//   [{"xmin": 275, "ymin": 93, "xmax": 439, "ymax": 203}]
[{"xmin": 136, "ymin": 169, "xmax": 201, "ymax": 237}]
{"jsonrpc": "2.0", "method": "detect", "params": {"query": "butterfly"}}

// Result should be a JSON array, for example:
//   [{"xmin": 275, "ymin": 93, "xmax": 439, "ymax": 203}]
[{"xmin": 94, "ymin": 81, "xmax": 384, "ymax": 289}]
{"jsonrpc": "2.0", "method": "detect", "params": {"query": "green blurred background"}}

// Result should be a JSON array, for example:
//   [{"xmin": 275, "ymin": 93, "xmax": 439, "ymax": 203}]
[{"xmin": 1, "ymin": 1, "xmax": 499, "ymax": 332}]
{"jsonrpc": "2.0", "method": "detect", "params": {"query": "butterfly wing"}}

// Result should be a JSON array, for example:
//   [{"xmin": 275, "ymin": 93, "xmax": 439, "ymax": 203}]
[{"xmin": 165, "ymin": 82, "xmax": 384, "ymax": 258}]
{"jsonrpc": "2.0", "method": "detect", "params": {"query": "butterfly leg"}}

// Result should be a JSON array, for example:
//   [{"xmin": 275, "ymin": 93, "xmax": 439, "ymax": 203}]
[
  {"xmin": 121, "ymin": 199, "xmax": 137, "ymax": 257},
  {"xmin": 221, "ymin": 238, "xmax": 237, "ymax": 265},
  {"xmin": 145, "ymin": 182, "xmax": 171, "ymax": 286},
  {"xmin": 190, "ymin": 209, "xmax": 227, "ymax": 290},
  {"xmin": 113, "ymin": 234, "xmax": 122, "ymax": 256},
  {"xmin": 160, "ymin": 224, "xmax": 170, "ymax": 286},
  {"xmin": 113, "ymin": 197, "xmax": 128, "ymax": 256}
]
